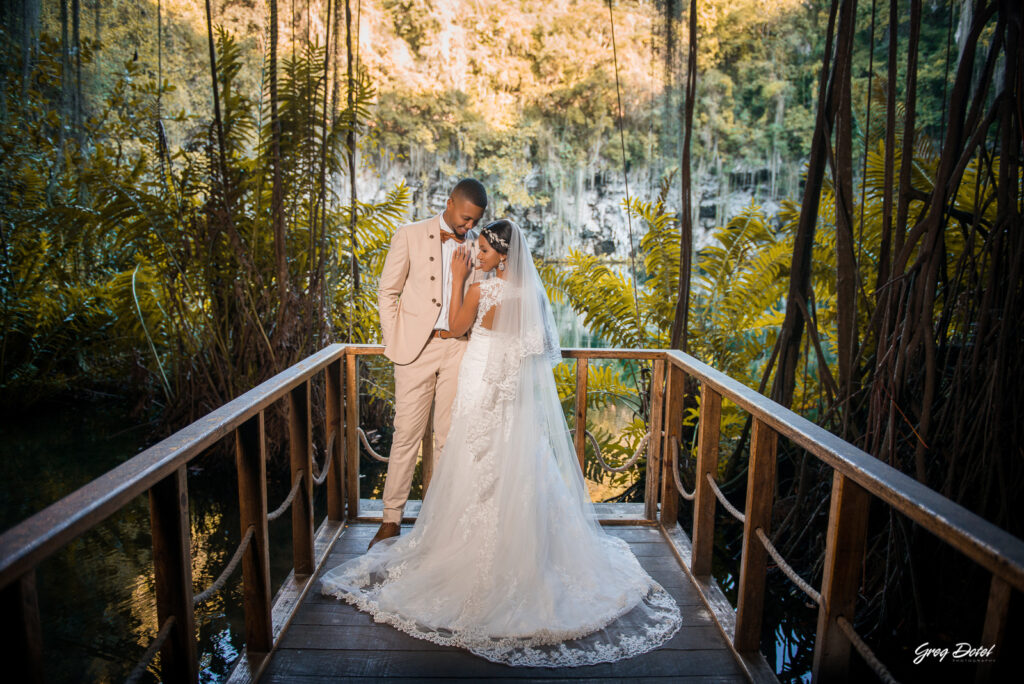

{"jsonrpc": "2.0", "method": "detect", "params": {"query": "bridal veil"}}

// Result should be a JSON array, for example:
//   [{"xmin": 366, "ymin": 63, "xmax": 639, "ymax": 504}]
[{"xmin": 320, "ymin": 220, "xmax": 682, "ymax": 666}]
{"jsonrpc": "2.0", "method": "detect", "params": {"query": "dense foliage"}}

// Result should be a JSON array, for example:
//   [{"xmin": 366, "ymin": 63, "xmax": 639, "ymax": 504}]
[
  {"xmin": 2, "ymin": 2, "xmax": 1021, "ymax": 681},
  {"xmin": 0, "ymin": 17, "xmax": 407, "ymax": 428}
]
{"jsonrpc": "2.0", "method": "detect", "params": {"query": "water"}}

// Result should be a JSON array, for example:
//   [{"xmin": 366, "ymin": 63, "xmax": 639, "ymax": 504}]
[
  {"xmin": 0, "ymin": 401, "xmax": 315, "ymax": 682},
  {"xmin": 695, "ymin": 513, "xmax": 817, "ymax": 683},
  {"xmin": 551, "ymin": 295, "xmax": 606, "ymax": 349}
]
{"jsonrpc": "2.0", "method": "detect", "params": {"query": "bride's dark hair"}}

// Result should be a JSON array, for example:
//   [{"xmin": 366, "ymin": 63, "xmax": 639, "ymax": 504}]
[{"xmin": 480, "ymin": 219, "xmax": 514, "ymax": 255}]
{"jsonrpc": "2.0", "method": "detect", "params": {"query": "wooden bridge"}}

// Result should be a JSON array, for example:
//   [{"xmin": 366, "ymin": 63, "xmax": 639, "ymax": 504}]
[{"xmin": 1, "ymin": 344, "xmax": 1021, "ymax": 682}]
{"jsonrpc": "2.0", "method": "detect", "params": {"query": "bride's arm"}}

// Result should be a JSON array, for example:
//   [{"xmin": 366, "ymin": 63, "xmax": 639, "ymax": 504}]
[{"xmin": 447, "ymin": 246, "xmax": 480, "ymax": 337}]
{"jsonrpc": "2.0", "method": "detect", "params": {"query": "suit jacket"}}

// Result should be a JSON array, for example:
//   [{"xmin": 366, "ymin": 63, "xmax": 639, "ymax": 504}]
[{"xmin": 378, "ymin": 214, "xmax": 483, "ymax": 365}]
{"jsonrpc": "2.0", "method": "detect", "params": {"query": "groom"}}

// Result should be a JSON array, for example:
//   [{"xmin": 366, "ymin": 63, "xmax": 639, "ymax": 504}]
[{"xmin": 370, "ymin": 178, "xmax": 488, "ymax": 549}]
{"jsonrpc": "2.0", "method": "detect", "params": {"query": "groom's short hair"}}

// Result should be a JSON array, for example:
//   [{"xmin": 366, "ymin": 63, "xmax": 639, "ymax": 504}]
[{"xmin": 452, "ymin": 178, "xmax": 488, "ymax": 209}]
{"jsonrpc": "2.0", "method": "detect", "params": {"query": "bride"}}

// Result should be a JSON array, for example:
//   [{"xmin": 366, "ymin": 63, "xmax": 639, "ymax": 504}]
[{"xmin": 320, "ymin": 219, "xmax": 682, "ymax": 666}]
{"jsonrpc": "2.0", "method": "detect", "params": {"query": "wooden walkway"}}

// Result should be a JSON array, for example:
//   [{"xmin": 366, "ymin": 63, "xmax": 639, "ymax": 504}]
[
  {"xmin": 259, "ymin": 522, "xmax": 754, "ymax": 682},
  {"xmin": 13, "ymin": 344, "xmax": 1016, "ymax": 682}
]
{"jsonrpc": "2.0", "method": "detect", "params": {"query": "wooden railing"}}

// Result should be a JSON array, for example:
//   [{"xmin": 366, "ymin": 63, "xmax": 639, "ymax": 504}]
[
  {"xmin": 656, "ymin": 349, "xmax": 1024, "ymax": 683},
  {"xmin": 342, "ymin": 345, "xmax": 663, "ymax": 522},
  {"xmin": 0, "ymin": 344, "xmax": 350, "ymax": 683},
  {"xmin": 340, "ymin": 344, "xmax": 1024, "ymax": 680},
  {"xmin": 1, "ymin": 344, "xmax": 1021, "ymax": 683}
]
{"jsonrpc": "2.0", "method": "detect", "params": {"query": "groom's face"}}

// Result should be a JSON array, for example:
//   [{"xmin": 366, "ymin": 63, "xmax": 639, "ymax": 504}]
[{"xmin": 445, "ymin": 195, "xmax": 486, "ymax": 237}]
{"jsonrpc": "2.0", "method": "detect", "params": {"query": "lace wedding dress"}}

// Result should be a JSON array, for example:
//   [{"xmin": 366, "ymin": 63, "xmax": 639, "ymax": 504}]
[{"xmin": 320, "ymin": 224, "xmax": 682, "ymax": 667}]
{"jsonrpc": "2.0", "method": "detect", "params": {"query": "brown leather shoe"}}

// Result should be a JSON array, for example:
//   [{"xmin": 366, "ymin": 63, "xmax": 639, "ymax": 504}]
[{"xmin": 368, "ymin": 522, "xmax": 400, "ymax": 550}]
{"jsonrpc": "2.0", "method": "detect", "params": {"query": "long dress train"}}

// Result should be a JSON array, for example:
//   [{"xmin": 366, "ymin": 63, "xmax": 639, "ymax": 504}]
[{"xmin": 321, "ymin": 226, "xmax": 682, "ymax": 667}]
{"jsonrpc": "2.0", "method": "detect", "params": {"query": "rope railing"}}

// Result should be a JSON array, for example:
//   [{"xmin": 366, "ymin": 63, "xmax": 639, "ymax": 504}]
[
  {"xmin": 669, "ymin": 436, "xmax": 696, "ymax": 501},
  {"xmin": 359, "ymin": 423, "xmax": 652, "ymax": 474},
  {"xmin": 755, "ymin": 527, "xmax": 821, "ymax": 605},
  {"xmin": 124, "ymin": 615, "xmax": 177, "ymax": 684},
  {"xmin": 193, "ymin": 525, "xmax": 255, "ymax": 605},
  {"xmin": 706, "ymin": 472, "xmax": 746, "ymax": 524},
  {"xmin": 590, "ymin": 430, "xmax": 649, "ymax": 473},
  {"xmin": 836, "ymin": 615, "xmax": 901, "ymax": 684},
  {"xmin": 311, "ymin": 433, "xmax": 335, "ymax": 486},
  {"xmin": 356, "ymin": 427, "xmax": 389, "ymax": 463},
  {"xmin": 267, "ymin": 475, "xmax": 304, "ymax": 522}
]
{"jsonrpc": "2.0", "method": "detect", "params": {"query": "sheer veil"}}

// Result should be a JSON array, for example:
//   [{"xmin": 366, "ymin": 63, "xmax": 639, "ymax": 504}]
[
  {"xmin": 480, "ymin": 221, "xmax": 599, "ymax": 530},
  {"xmin": 320, "ymin": 220, "xmax": 681, "ymax": 667},
  {"xmin": 463, "ymin": 220, "xmax": 681, "ymax": 664}
]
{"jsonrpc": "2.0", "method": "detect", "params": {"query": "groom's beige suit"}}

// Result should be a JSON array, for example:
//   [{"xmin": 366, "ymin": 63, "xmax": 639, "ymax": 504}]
[{"xmin": 378, "ymin": 212, "xmax": 482, "ymax": 524}]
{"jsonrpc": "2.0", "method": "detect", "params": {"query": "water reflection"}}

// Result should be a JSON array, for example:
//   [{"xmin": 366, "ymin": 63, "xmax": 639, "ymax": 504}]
[
  {"xmin": 0, "ymin": 402, "xmax": 317, "ymax": 682},
  {"xmin": 684, "ymin": 509, "xmax": 816, "ymax": 683}
]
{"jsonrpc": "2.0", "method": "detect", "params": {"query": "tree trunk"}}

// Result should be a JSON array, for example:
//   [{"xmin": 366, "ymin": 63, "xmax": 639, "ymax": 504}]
[
  {"xmin": 345, "ymin": 0, "xmax": 360, "ymax": 294},
  {"xmin": 18, "ymin": 1, "xmax": 40, "ymax": 97},
  {"xmin": 72, "ymin": 0, "xmax": 80, "ymax": 134},
  {"xmin": 669, "ymin": 0, "xmax": 697, "ymax": 352},
  {"xmin": 899, "ymin": 0, "xmax": 926, "ymax": 482},
  {"xmin": 53, "ymin": 0, "xmax": 69, "ymax": 198},
  {"xmin": 875, "ymin": 0, "xmax": 898, "ymax": 328},
  {"xmin": 766, "ymin": 0, "xmax": 855, "ymax": 409},
  {"xmin": 833, "ymin": 0, "xmax": 858, "ymax": 428},
  {"xmin": 313, "ymin": 0, "xmax": 334, "ymax": 345},
  {"xmin": 269, "ymin": 0, "xmax": 289, "ymax": 333}
]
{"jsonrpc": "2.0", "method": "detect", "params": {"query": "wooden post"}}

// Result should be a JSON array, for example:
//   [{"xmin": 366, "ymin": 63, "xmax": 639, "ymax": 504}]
[
  {"xmin": 974, "ymin": 575, "xmax": 1010, "ymax": 684},
  {"xmin": 0, "ymin": 570, "xmax": 44, "ymax": 684},
  {"xmin": 149, "ymin": 466, "xmax": 198, "ymax": 682},
  {"xmin": 345, "ymin": 352, "xmax": 359, "ymax": 519},
  {"xmin": 811, "ymin": 471, "xmax": 870, "ymax": 682},
  {"xmin": 289, "ymin": 381, "xmax": 314, "ymax": 576},
  {"xmin": 573, "ymin": 358, "xmax": 589, "ymax": 473},
  {"xmin": 235, "ymin": 412, "xmax": 272, "ymax": 653},
  {"xmin": 659, "ymin": 364, "xmax": 686, "ymax": 527},
  {"xmin": 644, "ymin": 359, "xmax": 666, "ymax": 522},
  {"xmin": 421, "ymin": 408, "xmax": 435, "ymax": 495},
  {"xmin": 734, "ymin": 417, "xmax": 778, "ymax": 652},
  {"xmin": 691, "ymin": 384, "xmax": 722, "ymax": 576},
  {"xmin": 325, "ymin": 360, "xmax": 345, "ymax": 521}
]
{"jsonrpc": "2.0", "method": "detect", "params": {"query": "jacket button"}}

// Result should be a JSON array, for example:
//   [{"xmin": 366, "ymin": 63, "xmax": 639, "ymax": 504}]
[
  {"xmin": 429, "ymin": 233, "xmax": 435, "ymax": 239},
  {"xmin": 429, "ymin": 256, "xmax": 434, "ymax": 261},
  {"xmin": 430, "ymin": 275, "xmax": 435, "ymax": 280},
  {"xmin": 431, "ymin": 298, "xmax": 437, "ymax": 303},
  {"xmin": 436, "ymin": 302, "xmax": 441, "ymax": 307}
]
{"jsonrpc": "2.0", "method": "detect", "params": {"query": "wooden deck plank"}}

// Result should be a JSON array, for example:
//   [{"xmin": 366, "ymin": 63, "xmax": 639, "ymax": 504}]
[
  {"xmin": 324, "ymin": 550, "xmax": 688, "ymax": 574},
  {"xmin": 278, "ymin": 623, "xmax": 728, "ymax": 652},
  {"xmin": 353, "ymin": 500, "xmax": 651, "ymax": 525},
  {"xmin": 322, "ymin": 557, "xmax": 696, "ymax": 591},
  {"xmin": 258, "ymin": 523, "xmax": 759, "ymax": 682},
  {"xmin": 262, "ymin": 676, "xmax": 748, "ymax": 683},
  {"xmin": 262, "ymin": 648, "xmax": 743, "ymax": 679},
  {"xmin": 329, "ymin": 539, "xmax": 676, "ymax": 559},
  {"xmin": 290, "ymin": 601, "xmax": 718, "ymax": 629},
  {"xmin": 330, "ymin": 524, "xmax": 662, "ymax": 541},
  {"xmin": 305, "ymin": 582, "xmax": 702, "ymax": 608}
]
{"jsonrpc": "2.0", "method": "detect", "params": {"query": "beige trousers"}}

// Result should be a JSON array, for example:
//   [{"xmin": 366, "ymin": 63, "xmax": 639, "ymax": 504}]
[{"xmin": 382, "ymin": 335, "xmax": 468, "ymax": 523}]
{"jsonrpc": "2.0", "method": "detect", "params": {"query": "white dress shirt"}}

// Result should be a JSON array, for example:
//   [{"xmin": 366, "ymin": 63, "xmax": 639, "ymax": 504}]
[{"xmin": 434, "ymin": 213, "xmax": 462, "ymax": 331}]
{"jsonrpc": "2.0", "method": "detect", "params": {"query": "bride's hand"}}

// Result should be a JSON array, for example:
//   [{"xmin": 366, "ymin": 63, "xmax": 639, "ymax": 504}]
[{"xmin": 451, "ymin": 245, "xmax": 472, "ymax": 281}]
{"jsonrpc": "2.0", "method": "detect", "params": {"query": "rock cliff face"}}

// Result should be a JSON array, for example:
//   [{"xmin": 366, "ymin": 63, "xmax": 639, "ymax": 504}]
[
  {"xmin": 354, "ymin": 157, "xmax": 789, "ymax": 259},
  {"xmin": 48, "ymin": 0, "xmax": 815, "ymax": 261}
]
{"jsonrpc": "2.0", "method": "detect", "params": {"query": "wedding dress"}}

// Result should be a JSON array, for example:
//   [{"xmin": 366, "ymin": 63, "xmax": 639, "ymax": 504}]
[{"xmin": 320, "ymin": 222, "xmax": 682, "ymax": 667}]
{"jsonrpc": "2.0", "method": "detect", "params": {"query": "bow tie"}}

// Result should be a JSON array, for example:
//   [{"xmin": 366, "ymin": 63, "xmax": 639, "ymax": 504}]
[{"xmin": 440, "ymin": 229, "xmax": 465, "ymax": 244}]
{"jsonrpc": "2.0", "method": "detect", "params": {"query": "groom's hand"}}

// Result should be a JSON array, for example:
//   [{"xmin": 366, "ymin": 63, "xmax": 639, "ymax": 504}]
[{"xmin": 451, "ymin": 245, "xmax": 472, "ymax": 282}]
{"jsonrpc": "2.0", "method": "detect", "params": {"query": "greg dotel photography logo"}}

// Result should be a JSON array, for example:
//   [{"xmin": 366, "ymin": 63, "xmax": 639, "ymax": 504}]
[{"xmin": 913, "ymin": 642, "xmax": 997, "ymax": 665}]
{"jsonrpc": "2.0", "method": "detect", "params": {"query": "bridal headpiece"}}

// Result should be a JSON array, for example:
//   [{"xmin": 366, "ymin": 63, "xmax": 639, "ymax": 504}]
[{"xmin": 481, "ymin": 227, "xmax": 509, "ymax": 251}]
